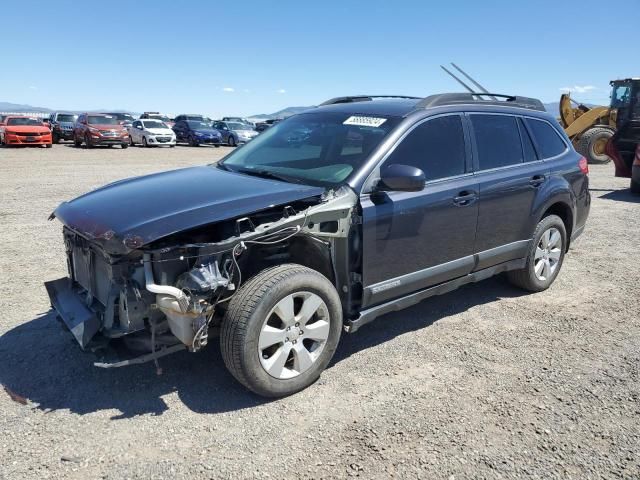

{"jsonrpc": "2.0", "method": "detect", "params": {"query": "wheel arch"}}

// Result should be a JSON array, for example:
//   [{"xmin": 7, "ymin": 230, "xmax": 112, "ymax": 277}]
[{"xmin": 539, "ymin": 200, "xmax": 574, "ymax": 251}]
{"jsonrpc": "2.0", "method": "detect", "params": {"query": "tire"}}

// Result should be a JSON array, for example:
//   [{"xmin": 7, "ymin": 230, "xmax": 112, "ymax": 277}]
[
  {"xmin": 121, "ymin": 143, "xmax": 128, "ymax": 149},
  {"xmin": 214, "ymin": 144, "xmax": 220, "ymax": 148},
  {"xmin": 577, "ymin": 127, "xmax": 614, "ymax": 164},
  {"xmin": 129, "ymin": 135, "xmax": 135, "ymax": 146},
  {"xmin": 143, "ymin": 136, "xmax": 148, "ymax": 147},
  {"xmin": 84, "ymin": 133, "xmax": 93, "ymax": 149},
  {"xmin": 507, "ymin": 215, "xmax": 567, "ymax": 292},
  {"xmin": 189, "ymin": 136, "xmax": 199, "ymax": 147},
  {"xmin": 221, "ymin": 264, "xmax": 343, "ymax": 398},
  {"xmin": 228, "ymin": 135, "xmax": 236, "ymax": 147},
  {"xmin": 73, "ymin": 133, "xmax": 82, "ymax": 148},
  {"xmin": 52, "ymin": 132, "xmax": 59, "ymax": 144},
  {"xmin": 45, "ymin": 143, "xmax": 52, "ymax": 148}
]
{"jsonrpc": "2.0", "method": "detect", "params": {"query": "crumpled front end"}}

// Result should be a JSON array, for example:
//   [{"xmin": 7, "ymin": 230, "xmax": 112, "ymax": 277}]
[{"xmin": 45, "ymin": 186, "xmax": 360, "ymax": 367}]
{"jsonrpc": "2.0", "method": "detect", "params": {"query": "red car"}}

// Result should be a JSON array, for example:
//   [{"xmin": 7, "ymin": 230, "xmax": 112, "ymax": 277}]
[
  {"xmin": 73, "ymin": 113, "xmax": 129, "ymax": 148},
  {"xmin": 1, "ymin": 116, "xmax": 52, "ymax": 147}
]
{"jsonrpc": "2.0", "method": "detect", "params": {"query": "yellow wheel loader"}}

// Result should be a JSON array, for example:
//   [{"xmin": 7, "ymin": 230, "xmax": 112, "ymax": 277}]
[{"xmin": 559, "ymin": 94, "xmax": 615, "ymax": 164}]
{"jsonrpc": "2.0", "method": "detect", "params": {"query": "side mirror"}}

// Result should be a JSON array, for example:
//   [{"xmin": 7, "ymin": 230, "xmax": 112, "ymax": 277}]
[
  {"xmin": 378, "ymin": 164, "xmax": 425, "ymax": 192},
  {"xmin": 136, "ymin": 125, "xmax": 143, "ymax": 130}
]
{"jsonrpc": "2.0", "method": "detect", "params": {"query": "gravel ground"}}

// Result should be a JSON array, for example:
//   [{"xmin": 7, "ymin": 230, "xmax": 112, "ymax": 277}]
[{"xmin": 0, "ymin": 144, "xmax": 638, "ymax": 480}]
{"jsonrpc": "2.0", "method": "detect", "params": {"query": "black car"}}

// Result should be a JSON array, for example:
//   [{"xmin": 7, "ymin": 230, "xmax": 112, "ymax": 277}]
[
  {"xmin": 45, "ymin": 93, "xmax": 590, "ymax": 397},
  {"xmin": 48, "ymin": 112, "xmax": 78, "ymax": 143},
  {"xmin": 255, "ymin": 118, "xmax": 281, "ymax": 132}
]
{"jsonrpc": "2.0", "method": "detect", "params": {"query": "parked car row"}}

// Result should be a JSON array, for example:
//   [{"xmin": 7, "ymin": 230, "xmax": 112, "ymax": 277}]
[{"xmin": 1, "ymin": 110, "xmax": 281, "ymax": 149}]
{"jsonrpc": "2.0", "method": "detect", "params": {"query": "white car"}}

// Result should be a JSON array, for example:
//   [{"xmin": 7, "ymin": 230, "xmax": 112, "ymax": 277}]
[{"xmin": 128, "ymin": 119, "xmax": 176, "ymax": 147}]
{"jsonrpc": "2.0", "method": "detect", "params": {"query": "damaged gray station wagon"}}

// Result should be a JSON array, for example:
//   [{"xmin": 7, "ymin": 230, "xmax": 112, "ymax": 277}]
[{"xmin": 46, "ymin": 93, "xmax": 590, "ymax": 397}]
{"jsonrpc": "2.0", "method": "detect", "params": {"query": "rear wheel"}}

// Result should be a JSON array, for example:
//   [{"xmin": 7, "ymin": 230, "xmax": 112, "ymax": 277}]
[
  {"xmin": 577, "ymin": 127, "xmax": 614, "ymax": 164},
  {"xmin": 507, "ymin": 215, "xmax": 567, "ymax": 292},
  {"xmin": 221, "ymin": 264, "xmax": 343, "ymax": 397},
  {"xmin": 228, "ymin": 135, "xmax": 236, "ymax": 147},
  {"xmin": 52, "ymin": 132, "xmax": 59, "ymax": 144}
]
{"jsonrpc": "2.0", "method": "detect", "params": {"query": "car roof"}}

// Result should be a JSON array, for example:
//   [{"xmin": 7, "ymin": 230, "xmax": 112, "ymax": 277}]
[{"xmin": 312, "ymin": 93, "xmax": 548, "ymax": 118}]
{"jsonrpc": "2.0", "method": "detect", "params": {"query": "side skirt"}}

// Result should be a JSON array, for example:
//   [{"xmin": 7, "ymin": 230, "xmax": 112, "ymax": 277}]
[{"xmin": 345, "ymin": 258, "xmax": 526, "ymax": 333}]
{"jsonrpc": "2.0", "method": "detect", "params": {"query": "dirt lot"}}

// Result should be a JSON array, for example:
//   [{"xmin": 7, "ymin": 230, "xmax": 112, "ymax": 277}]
[{"xmin": 0, "ymin": 143, "xmax": 638, "ymax": 479}]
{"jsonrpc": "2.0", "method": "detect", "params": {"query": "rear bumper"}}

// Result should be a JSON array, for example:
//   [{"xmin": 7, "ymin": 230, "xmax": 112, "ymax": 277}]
[{"xmin": 45, "ymin": 277, "xmax": 101, "ymax": 348}]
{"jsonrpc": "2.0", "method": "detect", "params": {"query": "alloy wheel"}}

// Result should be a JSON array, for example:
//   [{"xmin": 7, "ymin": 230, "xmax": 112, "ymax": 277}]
[
  {"xmin": 534, "ymin": 227, "xmax": 562, "ymax": 281},
  {"xmin": 258, "ymin": 291, "xmax": 330, "ymax": 379}
]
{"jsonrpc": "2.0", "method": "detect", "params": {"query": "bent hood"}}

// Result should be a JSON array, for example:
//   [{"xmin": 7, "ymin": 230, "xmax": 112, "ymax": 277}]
[{"xmin": 53, "ymin": 166, "xmax": 324, "ymax": 255}]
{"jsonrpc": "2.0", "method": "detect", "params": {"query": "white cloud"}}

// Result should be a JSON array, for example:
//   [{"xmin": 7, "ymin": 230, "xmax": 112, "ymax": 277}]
[
  {"xmin": 28, "ymin": 85, "xmax": 37, "ymax": 90},
  {"xmin": 222, "ymin": 87, "xmax": 235, "ymax": 92},
  {"xmin": 559, "ymin": 85, "xmax": 596, "ymax": 94},
  {"xmin": 277, "ymin": 89, "xmax": 286, "ymax": 94}
]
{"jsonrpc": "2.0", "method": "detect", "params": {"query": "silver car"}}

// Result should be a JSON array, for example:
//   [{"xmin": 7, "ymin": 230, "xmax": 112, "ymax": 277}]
[{"xmin": 213, "ymin": 121, "xmax": 259, "ymax": 146}]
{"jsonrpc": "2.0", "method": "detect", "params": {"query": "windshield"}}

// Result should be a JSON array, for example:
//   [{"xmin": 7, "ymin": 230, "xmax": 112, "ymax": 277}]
[
  {"xmin": 57, "ymin": 114, "xmax": 77, "ymax": 122},
  {"xmin": 148, "ymin": 114, "xmax": 170, "ymax": 122},
  {"xmin": 228, "ymin": 122, "xmax": 250, "ymax": 130},
  {"xmin": 187, "ymin": 120, "xmax": 211, "ymax": 129},
  {"xmin": 7, "ymin": 118, "xmax": 43, "ymax": 126},
  {"xmin": 106, "ymin": 113, "xmax": 134, "ymax": 121},
  {"xmin": 142, "ymin": 120, "xmax": 167, "ymax": 129},
  {"xmin": 88, "ymin": 115, "xmax": 120, "ymax": 125},
  {"xmin": 611, "ymin": 84, "xmax": 632, "ymax": 108},
  {"xmin": 220, "ymin": 112, "xmax": 400, "ymax": 187}
]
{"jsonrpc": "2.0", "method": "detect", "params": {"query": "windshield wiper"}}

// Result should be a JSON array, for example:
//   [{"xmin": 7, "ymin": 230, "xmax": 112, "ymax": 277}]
[{"xmin": 229, "ymin": 167, "xmax": 303, "ymax": 184}]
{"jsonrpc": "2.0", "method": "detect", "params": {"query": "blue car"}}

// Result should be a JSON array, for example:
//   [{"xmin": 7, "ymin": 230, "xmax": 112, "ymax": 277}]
[{"xmin": 172, "ymin": 119, "xmax": 222, "ymax": 147}]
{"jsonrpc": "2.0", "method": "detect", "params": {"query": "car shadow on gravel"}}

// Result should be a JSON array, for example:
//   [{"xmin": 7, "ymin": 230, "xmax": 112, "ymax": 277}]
[
  {"xmin": 0, "ymin": 277, "xmax": 525, "ymax": 419},
  {"xmin": 595, "ymin": 189, "xmax": 640, "ymax": 203}
]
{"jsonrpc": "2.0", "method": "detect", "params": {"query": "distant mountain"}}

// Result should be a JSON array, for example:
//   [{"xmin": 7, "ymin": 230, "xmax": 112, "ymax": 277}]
[
  {"xmin": 543, "ymin": 102, "xmax": 559, "ymax": 115},
  {"xmin": 250, "ymin": 106, "xmax": 314, "ymax": 120},
  {"xmin": 0, "ymin": 101, "xmax": 53, "ymax": 113},
  {"xmin": 0, "ymin": 101, "xmax": 139, "ymax": 115}
]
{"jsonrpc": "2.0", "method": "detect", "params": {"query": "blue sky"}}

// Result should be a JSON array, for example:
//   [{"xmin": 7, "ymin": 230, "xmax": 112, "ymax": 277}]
[{"xmin": 1, "ymin": 0, "xmax": 638, "ymax": 117}]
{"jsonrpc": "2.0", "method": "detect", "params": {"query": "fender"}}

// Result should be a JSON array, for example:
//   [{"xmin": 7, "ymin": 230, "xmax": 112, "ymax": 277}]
[{"xmin": 530, "ymin": 176, "xmax": 575, "ymax": 239}]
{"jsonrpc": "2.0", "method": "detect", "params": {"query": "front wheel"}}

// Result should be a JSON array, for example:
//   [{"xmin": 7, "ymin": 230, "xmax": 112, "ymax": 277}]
[
  {"xmin": 189, "ymin": 136, "xmax": 199, "ymax": 147},
  {"xmin": 228, "ymin": 135, "xmax": 236, "ymax": 147},
  {"xmin": 507, "ymin": 215, "xmax": 567, "ymax": 292},
  {"xmin": 84, "ymin": 133, "xmax": 93, "ymax": 149},
  {"xmin": 121, "ymin": 143, "xmax": 128, "ymax": 149},
  {"xmin": 143, "ymin": 136, "xmax": 148, "ymax": 147},
  {"xmin": 73, "ymin": 134, "xmax": 82, "ymax": 148},
  {"xmin": 221, "ymin": 264, "xmax": 343, "ymax": 398}
]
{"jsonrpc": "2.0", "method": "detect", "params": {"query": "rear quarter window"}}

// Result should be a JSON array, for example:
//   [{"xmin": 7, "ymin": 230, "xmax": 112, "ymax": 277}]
[
  {"xmin": 525, "ymin": 118, "xmax": 567, "ymax": 158},
  {"xmin": 471, "ymin": 114, "xmax": 523, "ymax": 170}
]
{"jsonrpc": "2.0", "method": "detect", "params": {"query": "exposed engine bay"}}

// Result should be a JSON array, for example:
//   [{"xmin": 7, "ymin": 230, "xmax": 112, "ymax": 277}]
[{"xmin": 45, "ymin": 186, "xmax": 360, "ymax": 368}]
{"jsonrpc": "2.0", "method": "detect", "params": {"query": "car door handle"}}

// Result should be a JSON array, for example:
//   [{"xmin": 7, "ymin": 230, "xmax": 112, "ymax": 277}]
[
  {"xmin": 529, "ymin": 174, "xmax": 546, "ymax": 187},
  {"xmin": 453, "ymin": 191, "xmax": 477, "ymax": 206}
]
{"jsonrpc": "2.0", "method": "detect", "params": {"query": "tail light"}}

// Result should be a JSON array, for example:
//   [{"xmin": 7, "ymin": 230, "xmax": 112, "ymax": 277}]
[{"xmin": 578, "ymin": 156, "xmax": 589, "ymax": 175}]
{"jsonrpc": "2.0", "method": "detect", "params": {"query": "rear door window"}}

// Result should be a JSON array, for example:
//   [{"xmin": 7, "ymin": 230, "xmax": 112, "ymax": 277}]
[
  {"xmin": 470, "ymin": 114, "xmax": 523, "ymax": 170},
  {"xmin": 525, "ymin": 118, "xmax": 567, "ymax": 159},
  {"xmin": 384, "ymin": 114, "xmax": 466, "ymax": 182}
]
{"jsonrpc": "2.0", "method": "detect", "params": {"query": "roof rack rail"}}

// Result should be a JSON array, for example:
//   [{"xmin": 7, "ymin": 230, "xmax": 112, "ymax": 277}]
[
  {"xmin": 319, "ymin": 95, "xmax": 422, "ymax": 106},
  {"xmin": 416, "ymin": 93, "xmax": 545, "ymax": 111}
]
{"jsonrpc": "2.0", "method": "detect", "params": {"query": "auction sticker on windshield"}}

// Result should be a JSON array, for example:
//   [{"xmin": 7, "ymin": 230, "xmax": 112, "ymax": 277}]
[{"xmin": 343, "ymin": 116, "xmax": 387, "ymax": 128}]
